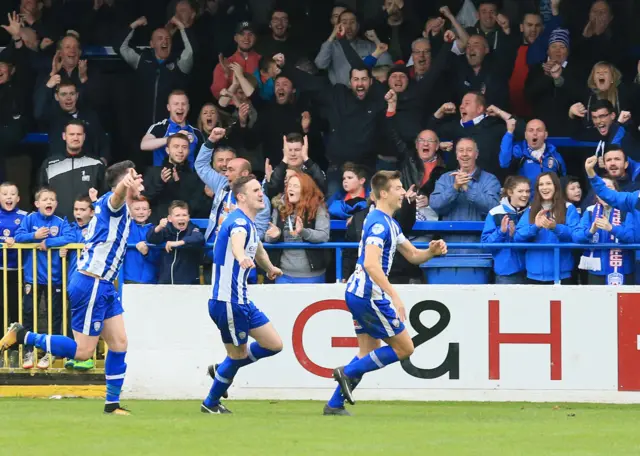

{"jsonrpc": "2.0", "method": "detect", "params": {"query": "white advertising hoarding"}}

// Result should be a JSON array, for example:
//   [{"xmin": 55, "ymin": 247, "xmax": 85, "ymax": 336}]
[{"xmin": 122, "ymin": 285, "xmax": 640, "ymax": 403}]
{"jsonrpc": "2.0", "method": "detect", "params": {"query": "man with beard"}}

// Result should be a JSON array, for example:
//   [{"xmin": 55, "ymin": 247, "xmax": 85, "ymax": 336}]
[
  {"xmin": 288, "ymin": 54, "xmax": 388, "ymax": 195},
  {"xmin": 119, "ymin": 15, "xmax": 193, "ymax": 128},
  {"xmin": 141, "ymin": 90, "xmax": 204, "ymax": 169},
  {"xmin": 428, "ymin": 91, "xmax": 512, "ymax": 179},
  {"xmin": 211, "ymin": 22, "xmax": 261, "ymax": 100},
  {"xmin": 315, "ymin": 9, "xmax": 392, "ymax": 86},
  {"xmin": 34, "ymin": 79, "xmax": 110, "ymax": 163},
  {"xmin": 243, "ymin": 74, "xmax": 325, "ymax": 169},
  {"xmin": 256, "ymin": 8, "xmax": 304, "ymax": 65},
  {"xmin": 143, "ymin": 133, "xmax": 208, "ymax": 223},
  {"xmin": 39, "ymin": 120, "xmax": 105, "ymax": 220},
  {"xmin": 581, "ymin": 145, "xmax": 640, "ymax": 211},
  {"xmin": 569, "ymin": 99, "xmax": 640, "ymax": 165},
  {"xmin": 464, "ymin": 0, "xmax": 514, "ymax": 53}
]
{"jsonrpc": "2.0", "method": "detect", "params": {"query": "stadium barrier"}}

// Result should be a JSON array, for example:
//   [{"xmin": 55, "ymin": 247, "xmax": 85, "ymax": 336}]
[
  {"xmin": 1, "ymin": 243, "xmax": 103, "ymax": 371},
  {"xmin": 122, "ymin": 283, "xmax": 640, "ymax": 402}
]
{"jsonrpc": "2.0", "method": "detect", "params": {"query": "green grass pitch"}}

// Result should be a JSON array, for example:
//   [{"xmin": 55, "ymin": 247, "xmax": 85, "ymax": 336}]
[{"xmin": 1, "ymin": 399, "xmax": 639, "ymax": 455}]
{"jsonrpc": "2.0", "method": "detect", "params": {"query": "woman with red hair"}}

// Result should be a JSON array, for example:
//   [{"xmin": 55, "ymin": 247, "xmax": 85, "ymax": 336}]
[{"xmin": 264, "ymin": 172, "xmax": 330, "ymax": 283}]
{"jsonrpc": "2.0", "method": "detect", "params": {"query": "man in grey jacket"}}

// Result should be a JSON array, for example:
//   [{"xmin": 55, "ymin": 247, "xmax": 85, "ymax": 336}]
[
  {"xmin": 430, "ymin": 138, "xmax": 501, "ymax": 251},
  {"xmin": 195, "ymin": 127, "xmax": 271, "ymax": 247},
  {"xmin": 314, "ymin": 9, "xmax": 392, "ymax": 86}
]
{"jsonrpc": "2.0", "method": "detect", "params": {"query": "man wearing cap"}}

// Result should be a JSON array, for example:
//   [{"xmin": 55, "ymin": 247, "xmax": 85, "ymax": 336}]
[
  {"xmin": 210, "ymin": 22, "xmax": 261, "ymax": 100},
  {"xmin": 525, "ymin": 28, "xmax": 580, "ymax": 136},
  {"xmin": 314, "ymin": 8, "xmax": 392, "ymax": 86}
]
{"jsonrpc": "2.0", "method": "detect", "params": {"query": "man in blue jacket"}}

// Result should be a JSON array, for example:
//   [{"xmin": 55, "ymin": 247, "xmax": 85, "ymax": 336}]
[
  {"xmin": 499, "ymin": 117, "xmax": 566, "ymax": 193},
  {"xmin": 147, "ymin": 200, "xmax": 204, "ymax": 284},
  {"xmin": 14, "ymin": 187, "xmax": 74, "ymax": 369},
  {"xmin": 430, "ymin": 138, "xmax": 501, "ymax": 252}
]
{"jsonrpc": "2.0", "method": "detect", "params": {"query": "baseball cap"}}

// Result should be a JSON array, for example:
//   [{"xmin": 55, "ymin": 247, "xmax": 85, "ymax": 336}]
[{"xmin": 235, "ymin": 21, "xmax": 256, "ymax": 35}]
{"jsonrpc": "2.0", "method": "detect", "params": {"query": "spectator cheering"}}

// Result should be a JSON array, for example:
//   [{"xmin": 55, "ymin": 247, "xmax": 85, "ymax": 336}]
[
  {"xmin": 430, "ymin": 138, "xmax": 501, "ymax": 250},
  {"xmin": 141, "ymin": 90, "xmax": 204, "ymax": 169},
  {"xmin": 515, "ymin": 172, "xmax": 580, "ymax": 284},
  {"xmin": 39, "ymin": 120, "xmax": 105, "ymax": 220},
  {"xmin": 119, "ymin": 16, "xmax": 193, "ymax": 128},
  {"xmin": 573, "ymin": 176, "xmax": 635, "ymax": 285},
  {"xmin": 482, "ymin": 175, "xmax": 531, "ymax": 284},
  {"xmin": 499, "ymin": 117, "xmax": 566, "ymax": 191},
  {"xmin": 147, "ymin": 200, "xmax": 204, "ymax": 285},
  {"xmin": 264, "ymin": 172, "xmax": 330, "ymax": 283}
]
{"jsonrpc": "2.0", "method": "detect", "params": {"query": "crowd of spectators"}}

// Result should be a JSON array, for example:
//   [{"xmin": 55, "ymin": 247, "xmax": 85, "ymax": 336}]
[{"xmin": 2, "ymin": 0, "xmax": 640, "ymax": 290}]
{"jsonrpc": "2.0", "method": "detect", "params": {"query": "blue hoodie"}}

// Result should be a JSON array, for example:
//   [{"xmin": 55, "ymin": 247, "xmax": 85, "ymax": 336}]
[
  {"xmin": 573, "ymin": 204, "xmax": 635, "ymax": 278},
  {"xmin": 327, "ymin": 187, "xmax": 371, "ymax": 219},
  {"xmin": 588, "ymin": 174, "xmax": 640, "ymax": 243},
  {"xmin": 124, "ymin": 221, "xmax": 159, "ymax": 284},
  {"xmin": 15, "ymin": 212, "xmax": 74, "ymax": 285},
  {"xmin": 481, "ymin": 198, "xmax": 527, "ymax": 276},
  {"xmin": 147, "ymin": 221, "xmax": 204, "ymax": 284},
  {"xmin": 499, "ymin": 134, "xmax": 566, "ymax": 193},
  {"xmin": 514, "ymin": 203, "xmax": 580, "ymax": 281},
  {"xmin": 0, "ymin": 207, "xmax": 28, "ymax": 270}
]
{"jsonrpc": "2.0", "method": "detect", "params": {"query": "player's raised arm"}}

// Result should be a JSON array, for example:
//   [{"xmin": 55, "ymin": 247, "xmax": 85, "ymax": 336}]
[
  {"xmin": 110, "ymin": 167, "xmax": 143, "ymax": 211},
  {"xmin": 396, "ymin": 239, "xmax": 448, "ymax": 265},
  {"xmin": 230, "ymin": 229, "xmax": 255, "ymax": 269},
  {"xmin": 255, "ymin": 241, "xmax": 283, "ymax": 280},
  {"xmin": 363, "ymin": 243, "xmax": 406, "ymax": 321}
]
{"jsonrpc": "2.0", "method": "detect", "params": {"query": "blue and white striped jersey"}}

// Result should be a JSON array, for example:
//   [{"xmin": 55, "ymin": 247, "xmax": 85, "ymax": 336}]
[
  {"xmin": 77, "ymin": 192, "xmax": 131, "ymax": 282},
  {"xmin": 346, "ymin": 209, "xmax": 407, "ymax": 301},
  {"xmin": 211, "ymin": 208, "xmax": 258, "ymax": 304}
]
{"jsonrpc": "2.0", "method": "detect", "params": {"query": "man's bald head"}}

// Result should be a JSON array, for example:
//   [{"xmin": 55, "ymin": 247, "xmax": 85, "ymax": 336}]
[
  {"xmin": 525, "ymin": 118, "xmax": 548, "ymax": 149},
  {"xmin": 225, "ymin": 158, "xmax": 252, "ymax": 183}
]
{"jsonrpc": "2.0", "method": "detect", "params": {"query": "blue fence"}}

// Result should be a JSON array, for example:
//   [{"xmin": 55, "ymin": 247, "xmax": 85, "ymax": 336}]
[{"xmin": 124, "ymin": 218, "xmax": 640, "ymax": 286}]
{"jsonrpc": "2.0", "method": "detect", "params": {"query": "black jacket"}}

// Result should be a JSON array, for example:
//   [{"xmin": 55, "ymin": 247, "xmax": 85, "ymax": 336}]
[
  {"xmin": 265, "ymin": 159, "xmax": 327, "ymax": 199},
  {"xmin": 39, "ymin": 151, "xmax": 105, "ymax": 221},
  {"xmin": 286, "ymin": 38, "xmax": 389, "ymax": 168},
  {"xmin": 34, "ymin": 89, "xmax": 110, "ymax": 162},
  {"xmin": 142, "ymin": 159, "xmax": 209, "ymax": 224},
  {"xmin": 146, "ymin": 221, "xmax": 204, "ymax": 285},
  {"xmin": 525, "ymin": 61, "xmax": 584, "ymax": 136}
]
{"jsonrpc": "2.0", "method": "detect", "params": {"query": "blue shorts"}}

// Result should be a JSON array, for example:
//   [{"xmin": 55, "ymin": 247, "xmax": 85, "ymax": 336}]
[
  {"xmin": 68, "ymin": 272, "xmax": 123, "ymax": 336},
  {"xmin": 345, "ymin": 292, "xmax": 405, "ymax": 340},
  {"xmin": 208, "ymin": 299, "xmax": 269, "ymax": 346}
]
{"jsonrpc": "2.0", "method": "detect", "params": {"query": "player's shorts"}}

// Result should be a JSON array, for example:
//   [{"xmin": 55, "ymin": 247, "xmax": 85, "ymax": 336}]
[
  {"xmin": 345, "ymin": 292, "xmax": 405, "ymax": 340},
  {"xmin": 208, "ymin": 299, "xmax": 270, "ymax": 346},
  {"xmin": 68, "ymin": 271, "xmax": 123, "ymax": 336}
]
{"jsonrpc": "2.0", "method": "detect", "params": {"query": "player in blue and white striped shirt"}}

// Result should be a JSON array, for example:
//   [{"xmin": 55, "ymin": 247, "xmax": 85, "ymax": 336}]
[
  {"xmin": 202, "ymin": 175, "xmax": 284, "ymax": 414},
  {"xmin": 0, "ymin": 161, "xmax": 143, "ymax": 416},
  {"xmin": 325, "ymin": 171, "xmax": 447, "ymax": 416}
]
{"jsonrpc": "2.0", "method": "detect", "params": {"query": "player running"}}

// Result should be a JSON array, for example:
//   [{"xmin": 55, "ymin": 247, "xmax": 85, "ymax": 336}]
[
  {"xmin": 0, "ymin": 161, "xmax": 143, "ymax": 415},
  {"xmin": 202, "ymin": 175, "xmax": 284, "ymax": 414},
  {"xmin": 325, "ymin": 170, "xmax": 447, "ymax": 416}
]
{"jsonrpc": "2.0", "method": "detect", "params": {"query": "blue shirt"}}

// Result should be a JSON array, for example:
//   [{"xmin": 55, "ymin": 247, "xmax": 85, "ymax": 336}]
[
  {"xmin": 211, "ymin": 209, "xmax": 258, "ymax": 304},
  {"xmin": 0, "ymin": 207, "xmax": 27, "ymax": 270},
  {"xmin": 14, "ymin": 212, "xmax": 74, "ymax": 284},
  {"xmin": 67, "ymin": 221, "xmax": 89, "ymax": 279},
  {"xmin": 124, "ymin": 221, "xmax": 158, "ymax": 284},
  {"xmin": 147, "ymin": 118, "xmax": 202, "ymax": 168},
  {"xmin": 77, "ymin": 192, "xmax": 131, "ymax": 282},
  {"xmin": 346, "ymin": 209, "xmax": 407, "ymax": 301}
]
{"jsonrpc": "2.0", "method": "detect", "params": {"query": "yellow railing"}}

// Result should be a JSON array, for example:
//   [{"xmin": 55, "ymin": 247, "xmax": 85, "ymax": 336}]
[{"xmin": 1, "ymin": 243, "xmax": 107, "ymax": 370}]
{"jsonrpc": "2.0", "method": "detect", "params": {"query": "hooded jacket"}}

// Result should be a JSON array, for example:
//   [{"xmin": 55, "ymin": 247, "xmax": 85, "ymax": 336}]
[
  {"xmin": 14, "ymin": 212, "xmax": 74, "ymax": 284},
  {"xmin": 147, "ymin": 221, "xmax": 204, "ymax": 285},
  {"xmin": 514, "ymin": 203, "xmax": 580, "ymax": 281},
  {"xmin": 482, "ymin": 198, "xmax": 528, "ymax": 276},
  {"xmin": 0, "ymin": 207, "xmax": 28, "ymax": 270},
  {"xmin": 327, "ymin": 187, "xmax": 371, "ymax": 220}
]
